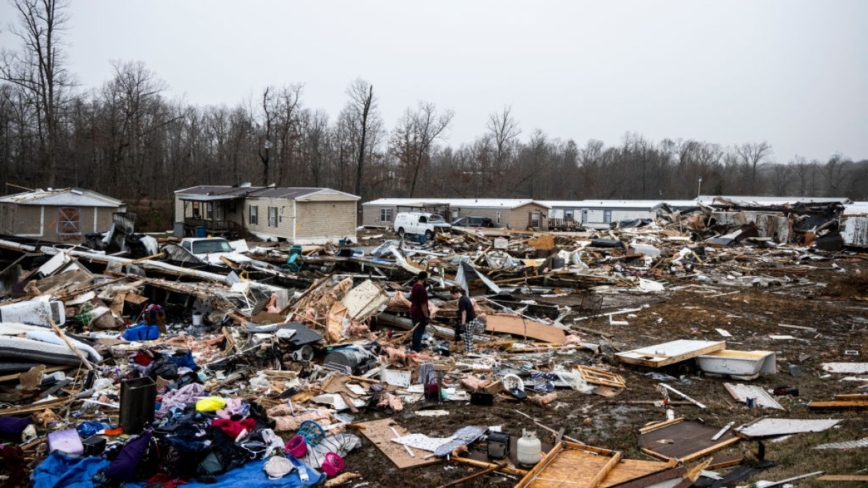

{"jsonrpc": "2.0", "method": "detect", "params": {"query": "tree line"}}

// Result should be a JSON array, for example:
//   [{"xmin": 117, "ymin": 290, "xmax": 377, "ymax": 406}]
[{"xmin": 2, "ymin": 0, "xmax": 866, "ymax": 229}]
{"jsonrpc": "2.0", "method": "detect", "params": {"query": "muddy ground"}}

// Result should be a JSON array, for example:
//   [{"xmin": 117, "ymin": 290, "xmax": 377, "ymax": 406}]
[{"xmin": 343, "ymin": 259, "xmax": 868, "ymax": 487}]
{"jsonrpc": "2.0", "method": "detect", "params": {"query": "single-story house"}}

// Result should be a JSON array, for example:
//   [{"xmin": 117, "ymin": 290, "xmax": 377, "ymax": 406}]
[
  {"xmin": 174, "ymin": 185, "xmax": 360, "ymax": 244},
  {"xmin": 539, "ymin": 200, "xmax": 699, "ymax": 228},
  {"xmin": 0, "ymin": 188, "xmax": 126, "ymax": 243},
  {"xmin": 362, "ymin": 198, "xmax": 551, "ymax": 230}
]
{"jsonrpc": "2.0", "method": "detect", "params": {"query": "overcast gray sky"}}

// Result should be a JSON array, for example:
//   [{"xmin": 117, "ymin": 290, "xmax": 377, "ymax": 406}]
[{"xmin": 2, "ymin": 0, "xmax": 867, "ymax": 162}]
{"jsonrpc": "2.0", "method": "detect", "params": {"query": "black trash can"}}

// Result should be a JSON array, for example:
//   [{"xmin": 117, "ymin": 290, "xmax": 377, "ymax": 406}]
[{"xmin": 120, "ymin": 377, "xmax": 156, "ymax": 434}]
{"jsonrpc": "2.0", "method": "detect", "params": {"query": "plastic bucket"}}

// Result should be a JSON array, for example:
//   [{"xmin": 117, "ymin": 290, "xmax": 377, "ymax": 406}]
[
  {"xmin": 286, "ymin": 435, "xmax": 307, "ymax": 458},
  {"xmin": 321, "ymin": 452, "xmax": 345, "ymax": 477},
  {"xmin": 192, "ymin": 313, "xmax": 203, "ymax": 326}
]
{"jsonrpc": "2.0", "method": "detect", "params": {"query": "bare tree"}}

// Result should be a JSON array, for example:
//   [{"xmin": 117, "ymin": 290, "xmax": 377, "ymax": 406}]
[
  {"xmin": 822, "ymin": 153, "xmax": 850, "ymax": 197},
  {"xmin": 389, "ymin": 101, "xmax": 453, "ymax": 197},
  {"xmin": 790, "ymin": 155, "xmax": 814, "ymax": 196},
  {"xmin": 344, "ymin": 79, "xmax": 379, "ymax": 198},
  {"xmin": 765, "ymin": 163, "xmax": 792, "ymax": 195},
  {"xmin": 1, "ymin": 0, "xmax": 73, "ymax": 186},
  {"xmin": 257, "ymin": 87, "xmax": 275, "ymax": 185},
  {"xmin": 99, "ymin": 60, "xmax": 169, "ymax": 196},
  {"xmin": 736, "ymin": 142, "xmax": 772, "ymax": 194},
  {"xmin": 487, "ymin": 106, "xmax": 521, "ymax": 171}
]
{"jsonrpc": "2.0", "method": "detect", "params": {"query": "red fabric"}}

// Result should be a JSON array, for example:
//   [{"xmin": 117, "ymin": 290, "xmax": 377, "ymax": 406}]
[
  {"xmin": 409, "ymin": 282, "xmax": 428, "ymax": 318},
  {"xmin": 0, "ymin": 445, "xmax": 25, "ymax": 488},
  {"xmin": 134, "ymin": 352, "xmax": 153, "ymax": 366},
  {"xmin": 145, "ymin": 472, "xmax": 188, "ymax": 488},
  {"xmin": 211, "ymin": 417, "xmax": 256, "ymax": 439}
]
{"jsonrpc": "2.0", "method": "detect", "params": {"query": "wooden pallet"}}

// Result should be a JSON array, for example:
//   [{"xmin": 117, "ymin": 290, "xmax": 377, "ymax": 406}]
[{"xmin": 575, "ymin": 366, "xmax": 626, "ymax": 389}]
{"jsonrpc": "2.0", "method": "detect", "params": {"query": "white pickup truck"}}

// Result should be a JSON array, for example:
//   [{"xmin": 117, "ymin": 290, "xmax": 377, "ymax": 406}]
[{"xmin": 179, "ymin": 237, "xmax": 251, "ymax": 265}]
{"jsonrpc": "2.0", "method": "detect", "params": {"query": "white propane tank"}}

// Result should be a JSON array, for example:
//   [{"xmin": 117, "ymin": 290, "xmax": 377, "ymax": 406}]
[{"xmin": 517, "ymin": 429, "xmax": 542, "ymax": 466}]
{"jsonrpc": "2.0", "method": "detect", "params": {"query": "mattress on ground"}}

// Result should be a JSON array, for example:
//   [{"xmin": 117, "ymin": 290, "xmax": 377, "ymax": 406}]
[{"xmin": 0, "ymin": 336, "xmax": 82, "ymax": 366}]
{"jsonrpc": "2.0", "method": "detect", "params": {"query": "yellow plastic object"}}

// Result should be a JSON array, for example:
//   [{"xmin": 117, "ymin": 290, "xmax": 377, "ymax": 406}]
[
  {"xmin": 195, "ymin": 396, "xmax": 227, "ymax": 412},
  {"xmin": 239, "ymin": 270, "xmax": 250, "ymax": 281}
]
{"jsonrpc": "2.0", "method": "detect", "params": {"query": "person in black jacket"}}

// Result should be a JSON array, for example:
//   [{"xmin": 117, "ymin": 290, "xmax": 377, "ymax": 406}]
[{"xmin": 450, "ymin": 286, "xmax": 485, "ymax": 353}]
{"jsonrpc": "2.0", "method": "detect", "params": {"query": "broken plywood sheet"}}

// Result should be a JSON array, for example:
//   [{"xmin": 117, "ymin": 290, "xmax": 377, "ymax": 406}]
[
  {"xmin": 724, "ymin": 383, "xmax": 784, "ymax": 410},
  {"xmin": 736, "ymin": 418, "xmax": 840, "ymax": 439},
  {"xmin": 340, "ymin": 279, "xmax": 389, "ymax": 320},
  {"xmin": 822, "ymin": 363, "xmax": 868, "ymax": 374},
  {"xmin": 358, "ymin": 419, "xmax": 441, "ymax": 469},
  {"xmin": 600, "ymin": 458, "xmax": 677, "ymax": 488},
  {"xmin": 639, "ymin": 418, "xmax": 739, "ymax": 463},
  {"xmin": 485, "ymin": 314, "xmax": 566, "ymax": 345},
  {"xmin": 515, "ymin": 442, "xmax": 622, "ymax": 488},
  {"xmin": 616, "ymin": 340, "xmax": 726, "ymax": 368},
  {"xmin": 391, "ymin": 433, "xmax": 455, "ymax": 452}
]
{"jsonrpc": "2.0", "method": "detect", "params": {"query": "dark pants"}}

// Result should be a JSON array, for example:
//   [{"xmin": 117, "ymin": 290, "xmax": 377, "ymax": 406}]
[{"xmin": 411, "ymin": 316, "xmax": 428, "ymax": 352}]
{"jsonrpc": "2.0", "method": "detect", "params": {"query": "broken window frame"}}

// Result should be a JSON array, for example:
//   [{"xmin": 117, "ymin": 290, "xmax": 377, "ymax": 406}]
[
  {"xmin": 268, "ymin": 206, "xmax": 278, "ymax": 227},
  {"xmin": 249, "ymin": 205, "xmax": 258, "ymax": 225},
  {"xmin": 57, "ymin": 207, "xmax": 81, "ymax": 236}
]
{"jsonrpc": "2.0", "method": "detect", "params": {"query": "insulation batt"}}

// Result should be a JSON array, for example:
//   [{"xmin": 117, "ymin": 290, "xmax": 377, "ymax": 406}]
[
  {"xmin": 382, "ymin": 347, "xmax": 407, "ymax": 365},
  {"xmin": 530, "ymin": 392, "xmax": 557, "ymax": 407},
  {"xmin": 377, "ymin": 392, "xmax": 403, "ymax": 412},
  {"xmin": 460, "ymin": 375, "xmax": 491, "ymax": 392}
]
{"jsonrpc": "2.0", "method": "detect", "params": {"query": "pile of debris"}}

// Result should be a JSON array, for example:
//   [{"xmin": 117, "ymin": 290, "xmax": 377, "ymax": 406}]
[{"xmin": 0, "ymin": 197, "xmax": 866, "ymax": 488}]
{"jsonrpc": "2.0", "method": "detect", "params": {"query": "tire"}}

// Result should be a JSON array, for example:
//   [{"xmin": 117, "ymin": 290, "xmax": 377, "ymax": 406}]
[
  {"xmin": 425, "ymin": 230, "xmax": 434, "ymax": 239},
  {"xmin": 397, "ymin": 227, "xmax": 405, "ymax": 236}
]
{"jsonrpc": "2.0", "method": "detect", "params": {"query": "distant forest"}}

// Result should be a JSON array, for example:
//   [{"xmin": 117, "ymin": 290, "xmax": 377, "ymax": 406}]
[{"xmin": 2, "ymin": 0, "xmax": 867, "ymax": 217}]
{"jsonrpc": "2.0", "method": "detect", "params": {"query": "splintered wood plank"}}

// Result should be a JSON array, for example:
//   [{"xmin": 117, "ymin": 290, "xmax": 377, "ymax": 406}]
[
  {"xmin": 485, "ymin": 314, "xmax": 566, "ymax": 345},
  {"xmin": 357, "ymin": 419, "xmax": 440, "ymax": 469},
  {"xmin": 616, "ymin": 340, "xmax": 726, "ymax": 368},
  {"xmin": 817, "ymin": 475, "xmax": 868, "ymax": 481},
  {"xmin": 808, "ymin": 400, "xmax": 868, "ymax": 409},
  {"xmin": 575, "ymin": 366, "xmax": 626, "ymax": 389},
  {"xmin": 639, "ymin": 420, "xmax": 739, "ymax": 462}
]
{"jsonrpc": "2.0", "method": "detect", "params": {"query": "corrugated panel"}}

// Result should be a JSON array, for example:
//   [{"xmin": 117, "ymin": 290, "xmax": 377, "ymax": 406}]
[
  {"xmin": 842, "ymin": 217, "xmax": 868, "ymax": 248},
  {"xmin": 815, "ymin": 437, "xmax": 868, "ymax": 450},
  {"xmin": 822, "ymin": 363, "xmax": 868, "ymax": 374}
]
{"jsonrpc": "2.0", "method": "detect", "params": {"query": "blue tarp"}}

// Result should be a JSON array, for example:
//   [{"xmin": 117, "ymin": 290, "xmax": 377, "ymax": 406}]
[
  {"xmin": 129, "ymin": 456, "xmax": 324, "ymax": 488},
  {"xmin": 32, "ymin": 451, "xmax": 110, "ymax": 488}
]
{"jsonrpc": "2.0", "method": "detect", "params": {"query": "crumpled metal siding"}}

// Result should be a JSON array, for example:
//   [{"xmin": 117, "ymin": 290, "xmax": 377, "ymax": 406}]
[{"xmin": 842, "ymin": 216, "xmax": 868, "ymax": 248}]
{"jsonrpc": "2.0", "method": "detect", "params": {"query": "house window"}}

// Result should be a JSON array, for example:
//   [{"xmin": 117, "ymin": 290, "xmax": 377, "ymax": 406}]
[
  {"xmin": 268, "ymin": 207, "xmax": 278, "ymax": 227},
  {"xmin": 496, "ymin": 211, "xmax": 502, "ymax": 224},
  {"xmin": 215, "ymin": 202, "xmax": 224, "ymax": 221},
  {"xmin": 192, "ymin": 202, "xmax": 200, "ymax": 218},
  {"xmin": 565, "ymin": 210, "xmax": 574, "ymax": 221},
  {"xmin": 530, "ymin": 211, "xmax": 540, "ymax": 229},
  {"xmin": 57, "ymin": 208, "xmax": 81, "ymax": 235},
  {"xmin": 206, "ymin": 202, "xmax": 213, "ymax": 219},
  {"xmin": 249, "ymin": 205, "xmax": 258, "ymax": 225},
  {"xmin": 380, "ymin": 208, "xmax": 393, "ymax": 222},
  {"xmin": 604, "ymin": 210, "xmax": 612, "ymax": 223}
]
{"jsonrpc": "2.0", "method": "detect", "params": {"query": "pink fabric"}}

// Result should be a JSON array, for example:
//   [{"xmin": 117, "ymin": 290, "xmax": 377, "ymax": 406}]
[
  {"xmin": 216, "ymin": 398, "xmax": 244, "ymax": 419},
  {"xmin": 155, "ymin": 383, "xmax": 206, "ymax": 419}
]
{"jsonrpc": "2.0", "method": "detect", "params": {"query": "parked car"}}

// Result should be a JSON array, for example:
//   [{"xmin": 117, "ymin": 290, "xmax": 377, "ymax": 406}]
[
  {"xmin": 451, "ymin": 216, "xmax": 498, "ymax": 228},
  {"xmin": 180, "ymin": 237, "xmax": 251, "ymax": 265},
  {"xmin": 393, "ymin": 212, "xmax": 452, "ymax": 238}
]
